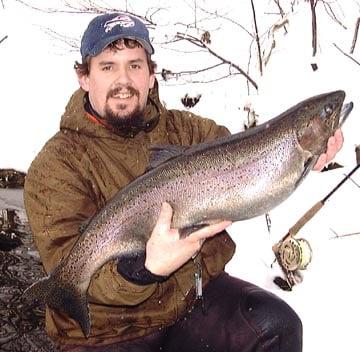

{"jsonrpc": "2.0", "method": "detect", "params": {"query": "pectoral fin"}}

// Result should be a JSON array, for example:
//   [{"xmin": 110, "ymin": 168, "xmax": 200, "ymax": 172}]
[{"xmin": 296, "ymin": 156, "xmax": 316, "ymax": 188}]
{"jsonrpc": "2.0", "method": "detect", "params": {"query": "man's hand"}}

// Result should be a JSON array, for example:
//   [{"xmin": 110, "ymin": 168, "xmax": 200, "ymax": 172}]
[
  {"xmin": 144, "ymin": 202, "xmax": 232, "ymax": 277},
  {"xmin": 313, "ymin": 129, "xmax": 344, "ymax": 171}
]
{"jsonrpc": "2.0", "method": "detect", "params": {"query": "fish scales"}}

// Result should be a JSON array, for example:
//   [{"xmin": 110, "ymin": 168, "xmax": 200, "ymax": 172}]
[
  {"xmin": 113, "ymin": 120, "xmax": 302, "ymax": 230},
  {"xmin": 23, "ymin": 90, "xmax": 353, "ymax": 338}
]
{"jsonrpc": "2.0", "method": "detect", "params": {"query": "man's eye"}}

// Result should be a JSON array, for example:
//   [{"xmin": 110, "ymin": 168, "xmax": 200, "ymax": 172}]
[
  {"xmin": 130, "ymin": 64, "xmax": 141, "ymax": 69},
  {"xmin": 102, "ymin": 66, "xmax": 112, "ymax": 71}
]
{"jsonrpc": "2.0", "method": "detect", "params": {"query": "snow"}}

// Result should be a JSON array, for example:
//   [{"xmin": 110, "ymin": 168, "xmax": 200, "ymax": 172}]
[{"xmin": 1, "ymin": 1, "xmax": 360, "ymax": 351}]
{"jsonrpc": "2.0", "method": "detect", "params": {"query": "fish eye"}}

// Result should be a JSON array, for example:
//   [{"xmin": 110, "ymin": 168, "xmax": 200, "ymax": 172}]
[{"xmin": 324, "ymin": 104, "xmax": 334, "ymax": 116}]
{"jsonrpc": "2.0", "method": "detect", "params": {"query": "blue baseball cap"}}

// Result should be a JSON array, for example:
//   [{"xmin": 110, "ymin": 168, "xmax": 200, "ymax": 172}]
[{"xmin": 80, "ymin": 12, "xmax": 154, "ymax": 61}]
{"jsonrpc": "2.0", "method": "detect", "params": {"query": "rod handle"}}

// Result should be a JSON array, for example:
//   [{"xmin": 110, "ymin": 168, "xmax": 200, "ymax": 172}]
[{"xmin": 285, "ymin": 201, "xmax": 324, "ymax": 241}]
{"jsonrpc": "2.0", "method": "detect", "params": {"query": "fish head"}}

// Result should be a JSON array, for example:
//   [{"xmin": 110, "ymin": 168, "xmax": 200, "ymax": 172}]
[{"xmin": 294, "ymin": 90, "xmax": 352, "ymax": 156}]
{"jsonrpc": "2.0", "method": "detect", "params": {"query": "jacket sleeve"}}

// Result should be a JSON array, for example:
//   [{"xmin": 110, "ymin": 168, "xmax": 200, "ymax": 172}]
[
  {"xmin": 116, "ymin": 252, "xmax": 168, "ymax": 285},
  {"xmin": 24, "ymin": 136, "xmax": 158, "ymax": 307}
]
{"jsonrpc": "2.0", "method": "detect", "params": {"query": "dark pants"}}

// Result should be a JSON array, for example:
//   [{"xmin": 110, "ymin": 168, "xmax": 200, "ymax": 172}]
[{"xmin": 60, "ymin": 273, "xmax": 302, "ymax": 352}]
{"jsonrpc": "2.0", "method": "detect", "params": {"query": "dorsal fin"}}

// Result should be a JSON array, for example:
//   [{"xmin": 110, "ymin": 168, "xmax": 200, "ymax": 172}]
[{"xmin": 147, "ymin": 144, "xmax": 188, "ymax": 171}]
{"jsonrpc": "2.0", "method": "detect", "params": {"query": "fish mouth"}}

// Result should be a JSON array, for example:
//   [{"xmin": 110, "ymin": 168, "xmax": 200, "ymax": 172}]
[{"xmin": 339, "ymin": 101, "xmax": 354, "ymax": 127}]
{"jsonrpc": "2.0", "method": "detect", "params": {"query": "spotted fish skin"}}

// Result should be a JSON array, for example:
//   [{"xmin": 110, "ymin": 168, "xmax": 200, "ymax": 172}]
[{"xmin": 23, "ymin": 90, "xmax": 352, "ymax": 338}]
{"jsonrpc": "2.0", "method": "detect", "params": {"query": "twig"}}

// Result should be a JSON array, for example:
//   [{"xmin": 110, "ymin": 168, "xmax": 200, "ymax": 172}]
[
  {"xmin": 320, "ymin": 0, "xmax": 347, "ymax": 30},
  {"xmin": 159, "ymin": 62, "xmax": 225, "ymax": 80},
  {"xmin": 263, "ymin": 18, "xmax": 289, "ymax": 67},
  {"xmin": 345, "ymin": 174, "xmax": 360, "ymax": 188},
  {"xmin": 145, "ymin": 7, "xmax": 167, "ymax": 25},
  {"xmin": 263, "ymin": 40, "xmax": 276, "ymax": 66},
  {"xmin": 14, "ymin": 0, "xmax": 156, "ymax": 26},
  {"xmin": 250, "ymin": 0, "xmax": 263, "ymax": 75},
  {"xmin": 194, "ymin": 0, "xmax": 197, "ymax": 29},
  {"xmin": 273, "ymin": 0, "xmax": 288, "ymax": 33},
  {"xmin": 0, "ymin": 35, "xmax": 8, "ymax": 45},
  {"xmin": 310, "ymin": 0, "xmax": 318, "ymax": 56},
  {"xmin": 195, "ymin": 4, "xmax": 253, "ymax": 38},
  {"xmin": 41, "ymin": 27, "xmax": 79, "ymax": 52},
  {"xmin": 333, "ymin": 43, "xmax": 360, "ymax": 66},
  {"xmin": 1, "ymin": 0, "xmax": 4, "ymax": 9},
  {"xmin": 273, "ymin": 0, "xmax": 285, "ymax": 17},
  {"xmin": 330, "ymin": 228, "xmax": 360, "ymax": 239},
  {"xmin": 162, "ymin": 72, "xmax": 242, "ymax": 86},
  {"xmin": 14, "ymin": 0, "xmax": 99, "ymax": 13},
  {"xmin": 176, "ymin": 32, "xmax": 258, "ymax": 89},
  {"xmin": 350, "ymin": 17, "xmax": 360, "ymax": 54}
]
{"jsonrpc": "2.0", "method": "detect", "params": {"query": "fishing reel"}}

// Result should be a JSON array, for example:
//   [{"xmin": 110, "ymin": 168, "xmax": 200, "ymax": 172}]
[
  {"xmin": 272, "ymin": 237, "xmax": 313, "ymax": 290},
  {"xmin": 278, "ymin": 238, "xmax": 312, "ymax": 272}
]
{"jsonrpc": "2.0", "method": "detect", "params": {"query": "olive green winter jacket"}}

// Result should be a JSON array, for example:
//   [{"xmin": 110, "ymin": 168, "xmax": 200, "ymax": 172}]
[{"xmin": 24, "ymin": 84, "xmax": 236, "ymax": 347}]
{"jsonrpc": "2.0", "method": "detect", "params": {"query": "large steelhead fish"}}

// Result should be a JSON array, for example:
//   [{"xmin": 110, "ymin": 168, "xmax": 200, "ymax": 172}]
[{"xmin": 24, "ymin": 90, "xmax": 353, "ymax": 337}]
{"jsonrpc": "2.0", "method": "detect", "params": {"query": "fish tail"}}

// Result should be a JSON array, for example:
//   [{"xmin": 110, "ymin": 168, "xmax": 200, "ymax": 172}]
[{"xmin": 23, "ymin": 276, "xmax": 91, "ymax": 338}]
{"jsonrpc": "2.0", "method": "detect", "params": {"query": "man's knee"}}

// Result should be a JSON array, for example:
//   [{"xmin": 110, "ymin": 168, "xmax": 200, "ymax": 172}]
[{"xmin": 242, "ymin": 287, "xmax": 303, "ymax": 351}]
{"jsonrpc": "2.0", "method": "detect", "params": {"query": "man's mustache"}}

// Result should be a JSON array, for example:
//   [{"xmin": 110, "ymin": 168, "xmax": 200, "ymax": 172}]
[{"xmin": 106, "ymin": 86, "xmax": 140, "ymax": 100}]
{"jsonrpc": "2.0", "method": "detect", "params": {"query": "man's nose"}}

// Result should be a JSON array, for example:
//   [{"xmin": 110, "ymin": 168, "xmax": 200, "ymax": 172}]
[{"xmin": 114, "ymin": 67, "xmax": 131, "ymax": 85}]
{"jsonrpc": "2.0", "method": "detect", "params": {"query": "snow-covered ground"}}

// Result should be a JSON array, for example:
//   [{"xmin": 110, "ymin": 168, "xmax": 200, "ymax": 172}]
[{"xmin": 1, "ymin": 1, "xmax": 360, "ymax": 351}]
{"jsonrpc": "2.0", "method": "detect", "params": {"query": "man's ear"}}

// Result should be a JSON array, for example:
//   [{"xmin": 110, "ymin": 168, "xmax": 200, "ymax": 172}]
[
  {"xmin": 76, "ymin": 70, "xmax": 90, "ymax": 92},
  {"xmin": 149, "ymin": 74, "xmax": 155, "ymax": 90}
]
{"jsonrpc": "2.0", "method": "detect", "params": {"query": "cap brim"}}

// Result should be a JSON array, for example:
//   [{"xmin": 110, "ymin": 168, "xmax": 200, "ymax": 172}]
[{"xmin": 85, "ymin": 34, "xmax": 154, "ymax": 60}]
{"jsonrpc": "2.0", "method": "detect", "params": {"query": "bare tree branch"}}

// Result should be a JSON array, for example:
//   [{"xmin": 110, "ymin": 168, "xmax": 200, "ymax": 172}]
[
  {"xmin": 273, "ymin": 0, "xmax": 288, "ymax": 33},
  {"xmin": 176, "ymin": 32, "xmax": 258, "ymax": 90},
  {"xmin": 310, "ymin": 0, "xmax": 318, "ymax": 56},
  {"xmin": 41, "ymin": 27, "xmax": 79, "ymax": 52},
  {"xmin": 195, "ymin": 4, "xmax": 253, "ymax": 37},
  {"xmin": 263, "ymin": 40, "xmax": 276, "ymax": 66},
  {"xmin": 330, "ymin": 229, "xmax": 360, "ymax": 239},
  {"xmin": 194, "ymin": 0, "xmax": 197, "ymax": 29},
  {"xmin": 0, "ymin": 35, "xmax": 8, "ymax": 45},
  {"xmin": 262, "ymin": 17, "xmax": 289, "ymax": 68},
  {"xmin": 347, "ymin": 175, "xmax": 360, "ymax": 188},
  {"xmin": 14, "ymin": 0, "xmax": 102, "ymax": 13},
  {"xmin": 250, "ymin": 0, "xmax": 263, "ymax": 75},
  {"xmin": 350, "ymin": 17, "xmax": 360, "ymax": 54},
  {"xmin": 1, "ymin": 0, "xmax": 5, "ymax": 9},
  {"xmin": 14, "ymin": 0, "xmax": 157, "ymax": 26},
  {"xmin": 159, "ymin": 62, "xmax": 226, "ymax": 81},
  {"xmin": 333, "ymin": 42, "xmax": 360, "ymax": 66},
  {"xmin": 161, "ymin": 72, "xmax": 243, "ymax": 86},
  {"xmin": 320, "ymin": 0, "xmax": 347, "ymax": 29},
  {"xmin": 290, "ymin": 1, "xmax": 298, "ymax": 12},
  {"xmin": 273, "ymin": 0, "xmax": 285, "ymax": 17}
]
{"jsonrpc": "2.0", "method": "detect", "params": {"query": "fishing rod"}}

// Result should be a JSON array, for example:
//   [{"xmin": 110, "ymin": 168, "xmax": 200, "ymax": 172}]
[
  {"xmin": 273, "ymin": 147, "xmax": 360, "ymax": 289},
  {"xmin": 280, "ymin": 162, "xmax": 359, "ymax": 242}
]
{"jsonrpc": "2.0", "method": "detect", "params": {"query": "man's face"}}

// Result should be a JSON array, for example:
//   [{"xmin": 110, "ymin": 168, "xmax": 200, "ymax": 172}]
[{"xmin": 78, "ymin": 43, "xmax": 155, "ymax": 125}]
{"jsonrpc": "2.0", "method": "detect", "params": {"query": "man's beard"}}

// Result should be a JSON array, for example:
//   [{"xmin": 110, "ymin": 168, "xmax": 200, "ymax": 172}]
[
  {"xmin": 104, "ymin": 103, "xmax": 145, "ymax": 130},
  {"xmin": 104, "ymin": 85, "xmax": 147, "ymax": 137}
]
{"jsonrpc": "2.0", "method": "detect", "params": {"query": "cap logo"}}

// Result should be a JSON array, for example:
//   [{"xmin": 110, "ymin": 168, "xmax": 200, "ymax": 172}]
[{"xmin": 104, "ymin": 15, "xmax": 135, "ymax": 33}]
